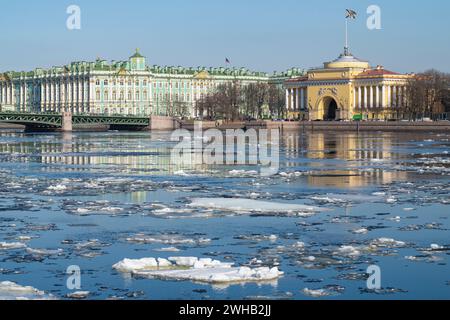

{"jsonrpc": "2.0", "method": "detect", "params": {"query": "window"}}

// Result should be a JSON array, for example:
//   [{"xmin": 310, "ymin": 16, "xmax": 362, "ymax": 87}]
[
  {"xmin": 96, "ymin": 90, "xmax": 100, "ymax": 101},
  {"xmin": 143, "ymin": 90, "xmax": 148, "ymax": 100},
  {"xmin": 128, "ymin": 81, "xmax": 132, "ymax": 86},
  {"xmin": 135, "ymin": 91, "xmax": 140, "ymax": 100},
  {"xmin": 120, "ymin": 80, "xmax": 124, "ymax": 86},
  {"xmin": 95, "ymin": 80, "xmax": 100, "ymax": 86},
  {"xmin": 104, "ymin": 80, "xmax": 108, "ymax": 86},
  {"xmin": 112, "ymin": 91, "xmax": 117, "ymax": 100},
  {"xmin": 143, "ymin": 80, "xmax": 147, "ymax": 86},
  {"xmin": 104, "ymin": 90, "xmax": 108, "ymax": 100},
  {"xmin": 120, "ymin": 91, "xmax": 124, "ymax": 100},
  {"xmin": 128, "ymin": 91, "xmax": 132, "ymax": 100}
]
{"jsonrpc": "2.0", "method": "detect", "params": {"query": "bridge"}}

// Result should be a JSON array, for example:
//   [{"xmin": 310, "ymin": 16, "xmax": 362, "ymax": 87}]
[{"xmin": 0, "ymin": 112, "xmax": 154, "ymax": 131}]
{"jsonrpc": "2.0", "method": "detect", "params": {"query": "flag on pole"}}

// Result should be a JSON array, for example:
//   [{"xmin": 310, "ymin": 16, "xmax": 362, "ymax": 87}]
[
  {"xmin": 346, "ymin": 9, "xmax": 357, "ymax": 19},
  {"xmin": 225, "ymin": 57, "xmax": 231, "ymax": 64}
]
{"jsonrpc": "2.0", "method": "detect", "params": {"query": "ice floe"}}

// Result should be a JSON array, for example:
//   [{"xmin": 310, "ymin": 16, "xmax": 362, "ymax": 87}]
[
  {"xmin": 66, "ymin": 291, "xmax": 90, "ymax": 299},
  {"xmin": 0, "ymin": 242, "xmax": 26, "ymax": 250},
  {"xmin": 188, "ymin": 198, "xmax": 327, "ymax": 216},
  {"xmin": 113, "ymin": 256, "xmax": 283, "ymax": 284},
  {"xmin": 126, "ymin": 233, "xmax": 211, "ymax": 246},
  {"xmin": 0, "ymin": 281, "xmax": 55, "ymax": 300},
  {"xmin": 370, "ymin": 238, "xmax": 406, "ymax": 248}
]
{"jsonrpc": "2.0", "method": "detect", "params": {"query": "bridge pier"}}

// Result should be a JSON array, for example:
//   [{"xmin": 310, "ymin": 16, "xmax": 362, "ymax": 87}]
[
  {"xmin": 62, "ymin": 112, "xmax": 73, "ymax": 132},
  {"xmin": 148, "ymin": 115, "xmax": 180, "ymax": 130}
]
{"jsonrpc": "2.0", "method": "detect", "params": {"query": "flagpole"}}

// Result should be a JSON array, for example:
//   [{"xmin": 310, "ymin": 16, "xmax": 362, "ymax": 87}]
[{"xmin": 345, "ymin": 18, "xmax": 349, "ymax": 55}]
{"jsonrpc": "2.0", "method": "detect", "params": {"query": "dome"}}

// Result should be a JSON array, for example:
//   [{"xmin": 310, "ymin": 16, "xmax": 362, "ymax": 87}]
[
  {"xmin": 324, "ymin": 52, "xmax": 370, "ymax": 69},
  {"xmin": 130, "ymin": 48, "xmax": 144, "ymax": 59}
]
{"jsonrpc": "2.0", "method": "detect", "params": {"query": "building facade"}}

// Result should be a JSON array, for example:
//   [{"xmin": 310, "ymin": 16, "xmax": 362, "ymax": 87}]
[
  {"xmin": 0, "ymin": 49, "xmax": 303, "ymax": 117},
  {"xmin": 285, "ymin": 50, "xmax": 413, "ymax": 121}
]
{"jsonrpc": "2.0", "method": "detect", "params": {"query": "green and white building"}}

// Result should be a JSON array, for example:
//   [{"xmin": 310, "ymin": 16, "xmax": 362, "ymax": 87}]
[{"xmin": 0, "ymin": 49, "xmax": 304, "ymax": 117}]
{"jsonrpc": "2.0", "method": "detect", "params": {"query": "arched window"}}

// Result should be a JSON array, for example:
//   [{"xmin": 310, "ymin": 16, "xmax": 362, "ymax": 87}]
[
  {"xmin": 104, "ymin": 90, "xmax": 108, "ymax": 101},
  {"xmin": 112, "ymin": 91, "xmax": 117, "ymax": 100},
  {"xmin": 128, "ymin": 91, "xmax": 132, "ymax": 100},
  {"xmin": 104, "ymin": 80, "xmax": 108, "ymax": 86},
  {"xmin": 120, "ymin": 91, "xmax": 124, "ymax": 100},
  {"xmin": 143, "ymin": 90, "xmax": 148, "ymax": 100},
  {"xmin": 96, "ymin": 90, "xmax": 100, "ymax": 101},
  {"xmin": 135, "ymin": 91, "xmax": 140, "ymax": 100}
]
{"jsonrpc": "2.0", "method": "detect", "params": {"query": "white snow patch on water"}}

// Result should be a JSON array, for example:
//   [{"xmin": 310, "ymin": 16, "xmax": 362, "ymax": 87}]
[
  {"xmin": 228, "ymin": 170, "xmax": 258, "ymax": 176},
  {"xmin": 335, "ymin": 246, "xmax": 361, "ymax": 257},
  {"xmin": 301, "ymin": 288, "xmax": 331, "ymax": 298},
  {"xmin": 154, "ymin": 247, "xmax": 181, "ymax": 252},
  {"xmin": 351, "ymin": 228, "xmax": 369, "ymax": 235},
  {"xmin": 188, "ymin": 198, "xmax": 326, "ymax": 216},
  {"xmin": 66, "ymin": 291, "xmax": 90, "ymax": 299},
  {"xmin": 113, "ymin": 257, "xmax": 283, "ymax": 284},
  {"xmin": 26, "ymin": 248, "xmax": 64, "ymax": 256},
  {"xmin": 0, "ymin": 281, "xmax": 55, "ymax": 300},
  {"xmin": 47, "ymin": 184, "xmax": 67, "ymax": 191},
  {"xmin": 126, "ymin": 234, "xmax": 211, "ymax": 245},
  {"xmin": 370, "ymin": 238, "xmax": 406, "ymax": 248},
  {"xmin": 0, "ymin": 242, "xmax": 26, "ymax": 250}
]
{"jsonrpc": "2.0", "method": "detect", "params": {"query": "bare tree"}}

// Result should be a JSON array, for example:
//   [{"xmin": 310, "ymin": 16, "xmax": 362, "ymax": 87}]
[
  {"xmin": 405, "ymin": 70, "xmax": 450, "ymax": 120},
  {"xmin": 267, "ymin": 84, "xmax": 286, "ymax": 119},
  {"xmin": 243, "ymin": 83, "xmax": 269, "ymax": 119}
]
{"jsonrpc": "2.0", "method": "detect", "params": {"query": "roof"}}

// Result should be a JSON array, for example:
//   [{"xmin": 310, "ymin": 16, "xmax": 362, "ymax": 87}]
[
  {"xmin": 285, "ymin": 76, "xmax": 308, "ymax": 83},
  {"xmin": 357, "ymin": 67, "xmax": 400, "ymax": 77}
]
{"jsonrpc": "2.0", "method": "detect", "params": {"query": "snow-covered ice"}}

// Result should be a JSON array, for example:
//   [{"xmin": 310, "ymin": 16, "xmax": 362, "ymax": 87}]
[
  {"xmin": 113, "ymin": 256, "xmax": 283, "ymax": 284},
  {"xmin": 188, "ymin": 198, "xmax": 327, "ymax": 216}
]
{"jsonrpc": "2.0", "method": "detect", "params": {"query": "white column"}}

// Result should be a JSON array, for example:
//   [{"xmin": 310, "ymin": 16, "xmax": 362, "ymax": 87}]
[
  {"xmin": 295, "ymin": 88, "xmax": 299, "ymax": 111},
  {"xmin": 364, "ymin": 86, "xmax": 368, "ymax": 109},
  {"xmin": 291, "ymin": 89, "xmax": 295, "ymax": 111},
  {"xmin": 285, "ymin": 89, "xmax": 289, "ymax": 111},
  {"xmin": 393, "ymin": 86, "xmax": 397, "ymax": 108},
  {"xmin": 387, "ymin": 85, "xmax": 392, "ymax": 108},
  {"xmin": 358, "ymin": 87, "xmax": 361, "ymax": 109},
  {"xmin": 382, "ymin": 85, "xmax": 386, "ymax": 108},
  {"xmin": 300, "ymin": 88, "xmax": 305, "ymax": 110},
  {"xmin": 369, "ymin": 86, "xmax": 373, "ymax": 109},
  {"xmin": 375, "ymin": 85, "xmax": 380, "ymax": 108}
]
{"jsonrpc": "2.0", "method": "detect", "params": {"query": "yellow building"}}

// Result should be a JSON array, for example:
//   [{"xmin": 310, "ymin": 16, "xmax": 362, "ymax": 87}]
[{"xmin": 285, "ymin": 50, "xmax": 413, "ymax": 121}]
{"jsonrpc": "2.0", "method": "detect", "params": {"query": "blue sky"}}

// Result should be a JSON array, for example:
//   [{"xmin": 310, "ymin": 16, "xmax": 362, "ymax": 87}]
[{"xmin": 1, "ymin": 0, "xmax": 449, "ymax": 73}]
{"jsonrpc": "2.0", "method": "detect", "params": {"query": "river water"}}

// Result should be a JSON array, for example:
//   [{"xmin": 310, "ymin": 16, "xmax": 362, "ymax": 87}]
[{"xmin": 0, "ymin": 129, "xmax": 448, "ymax": 300}]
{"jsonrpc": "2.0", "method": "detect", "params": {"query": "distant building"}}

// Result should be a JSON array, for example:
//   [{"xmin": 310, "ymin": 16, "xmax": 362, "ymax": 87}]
[
  {"xmin": 0, "ymin": 49, "xmax": 303, "ymax": 117},
  {"xmin": 285, "ymin": 49, "xmax": 413, "ymax": 121}
]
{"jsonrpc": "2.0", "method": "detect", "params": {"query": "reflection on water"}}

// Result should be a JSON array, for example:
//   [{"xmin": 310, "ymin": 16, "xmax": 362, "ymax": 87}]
[
  {"xmin": 0, "ymin": 130, "xmax": 417, "ymax": 187},
  {"xmin": 0, "ymin": 129, "xmax": 448, "ymax": 300}
]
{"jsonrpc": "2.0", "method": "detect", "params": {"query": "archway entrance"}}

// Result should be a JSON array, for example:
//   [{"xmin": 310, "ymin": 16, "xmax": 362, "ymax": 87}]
[{"xmin": 324, "ymin": 98, "xmax": 338, "ymax": 121}]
